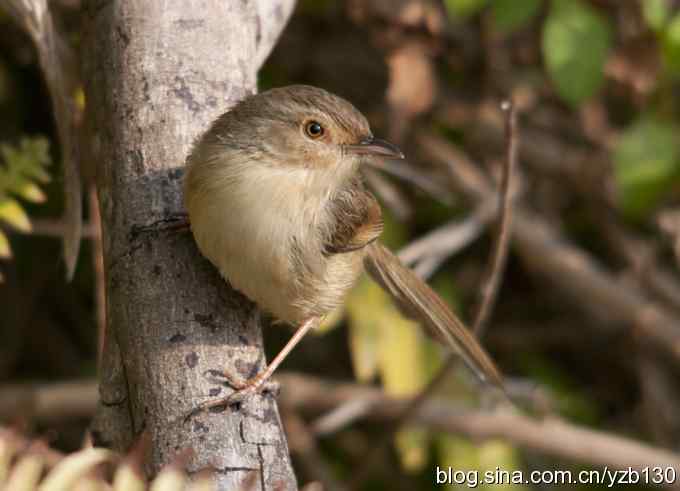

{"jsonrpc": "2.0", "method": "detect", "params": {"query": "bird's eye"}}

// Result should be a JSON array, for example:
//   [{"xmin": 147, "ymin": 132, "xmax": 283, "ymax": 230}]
[{"xmin": 304, "ymin": 121, "xmax": 324, "ymax": 139}]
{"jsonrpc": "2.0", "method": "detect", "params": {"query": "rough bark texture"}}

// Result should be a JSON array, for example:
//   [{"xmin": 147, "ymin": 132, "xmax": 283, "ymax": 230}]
[{"xmin": 82, "ymin": 1, "xmax": 297, "ymax": 489}]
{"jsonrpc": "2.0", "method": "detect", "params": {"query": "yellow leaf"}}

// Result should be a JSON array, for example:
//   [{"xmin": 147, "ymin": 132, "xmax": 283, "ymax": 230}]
[
  {"xmin": 376, "ymin": 298, "xmax": 428, "ymax": 398},
  {"xmin": 437, "ymin": 436, "xmax": 526, "ymax": 490},
  {"xmin": 74, "ymin": 87, "xmax": 86, "ymax": 112},
  {"xmin": 345, "ymin": 276, "xmax": 384, "ymax": 382},
  {"xmin": 39, "ymin": 448, "xmax": 115, "ymax": 491},
  {"xmin": 395, "ymin": 428, "xmax": 429, "ymax": 472},
  {"xmin": 150, "ymin": 467, "xmax": 186, "ymax": 491},
  {"xmin": 16, "ymin": 181, "xmax": 46, "ymax": 203},
  {"xmin": 113, "ymin": 462, "xmax": 146, "ymax": 491},
  {"xmin": 0, "ymin": 231, "xmax": 11, "ymax": 258},
  {"xmin": 6, "ymin": 454, "xmax": 45, "ymax": 491},
  {"xmin": 0, "ymin": 199, "xmax": 31, "ymax": 232},
  {"xmin": 0, "ymin": 436, "xmax": 17, "ymax": 484}
]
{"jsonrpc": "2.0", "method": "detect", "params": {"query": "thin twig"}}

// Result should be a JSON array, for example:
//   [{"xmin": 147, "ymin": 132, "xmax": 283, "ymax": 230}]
[
  {"xmin": 366, "ymin": 158, "xmax": 454, "ymax": 205},
  {"xmin": 3, "ymin": 219, "xmax": 96, "ymax": 238},
  {"xmin": 397, "ymin": 201, "xmax": 495, "ymax": 266},
  {"xmin": 89, "ymin": 186, "xmax": 106, "ymax": 364},
  {"xmin": 363, "ymin": 168, "xmax": 413, "ymax": 220},
  {"xmin": 311, "ymin": 398, "xmax": 379, "ymax": 437},
  {"xmin": 471, "ymin": 100, "xmax": 517, "ymax": 336},
  {"xmin": 0, "ymin": 381, "xmax": 98, "ymax": 424}
]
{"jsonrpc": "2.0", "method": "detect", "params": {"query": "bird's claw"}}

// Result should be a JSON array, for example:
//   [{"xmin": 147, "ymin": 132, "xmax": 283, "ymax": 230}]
[{"xmin": 186, "ymin": 376, "xmax": 280, "ymax": 421}]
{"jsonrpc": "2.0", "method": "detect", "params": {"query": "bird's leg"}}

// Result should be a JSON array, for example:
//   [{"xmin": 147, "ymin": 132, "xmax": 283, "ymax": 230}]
[{"xmin": 197, "ymin": 316, "xmax": 321, "ymax": 411}]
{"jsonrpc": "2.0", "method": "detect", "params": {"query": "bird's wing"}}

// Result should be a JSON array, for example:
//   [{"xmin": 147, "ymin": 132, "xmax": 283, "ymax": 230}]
[
  {"xmin": 364, "ymin": 241, "xmax": 505, "ymax": 389},
  {"xmin": 324, "ymin": 184, "xmax": 383, "ymax": 255}
]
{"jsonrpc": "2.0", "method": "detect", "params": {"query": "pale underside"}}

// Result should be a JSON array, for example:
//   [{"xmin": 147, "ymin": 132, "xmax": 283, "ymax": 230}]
[{"xmin": 185, "ymin": 148, "xmax": 367, "ymax": 325}]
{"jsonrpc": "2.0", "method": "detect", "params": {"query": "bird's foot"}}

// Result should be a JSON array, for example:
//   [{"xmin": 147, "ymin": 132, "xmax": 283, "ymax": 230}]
[{"xmin": 185, "ymin": 371, "xmax": 280, "ymax": 421}]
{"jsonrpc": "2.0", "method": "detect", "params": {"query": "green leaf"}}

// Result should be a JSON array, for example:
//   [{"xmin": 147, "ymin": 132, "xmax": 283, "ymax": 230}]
[
  {"xmin": 662, "ymin": 12, "xmax": 680, "ymax": 75},
  {"xmin": 0, "ymin": 199, "xmax": 31, "ymax": 232},
  {"xmin": 542, "ymin": 0, "xmax": 611, "ymax": 106},
  {"xmin": 492, "ymin": 0, "xmax": 541, "ymax": 33},
  {"xmin": 0, "ymin": 231, "xmax": 10, "ymax": 258},
  {"xmin": 614, "ymin": 117, "xmax": 679, "ymax": 219},
  {"xmin": 642, "ymin": 0, "xmax": 670, "ymax": 32},
  {"xmin": 444, "ymin": 0, "xmax": 488, "ymax": 19}
]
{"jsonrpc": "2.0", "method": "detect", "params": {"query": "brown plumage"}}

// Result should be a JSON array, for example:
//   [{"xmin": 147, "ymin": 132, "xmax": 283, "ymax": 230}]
[{"xmin": 183, "ymin": 85, "xmax": 503, "ymax": 406}]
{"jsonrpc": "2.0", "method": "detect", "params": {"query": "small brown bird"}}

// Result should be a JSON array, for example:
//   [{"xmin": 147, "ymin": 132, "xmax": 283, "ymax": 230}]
[{"xmin": 184, "ymin": 85, "xmax": 503, "ymax": 407}]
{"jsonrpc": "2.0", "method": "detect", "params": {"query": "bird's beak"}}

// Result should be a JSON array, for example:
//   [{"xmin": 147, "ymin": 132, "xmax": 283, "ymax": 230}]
[{"xmin": 345, "ymin": 137, "xmax": 405, "ymax": 160}]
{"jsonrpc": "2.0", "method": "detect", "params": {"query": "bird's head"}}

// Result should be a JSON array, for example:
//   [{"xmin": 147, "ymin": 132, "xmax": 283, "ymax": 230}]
[{"xmin": 197, "ymin": 85, "xmax": 403, "ymax": 180}]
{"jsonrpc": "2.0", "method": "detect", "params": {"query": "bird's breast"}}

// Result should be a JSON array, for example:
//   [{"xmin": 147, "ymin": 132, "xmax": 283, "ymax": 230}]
[{"xmin": 186, "ymin": 159, "xmax": 361, "ymax": 325}]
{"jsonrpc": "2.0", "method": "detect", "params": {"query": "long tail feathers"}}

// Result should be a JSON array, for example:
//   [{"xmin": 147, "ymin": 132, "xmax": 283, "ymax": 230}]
[{"xmin": 364, "ymin": 241, "xmax": 504, "ymax": 390}]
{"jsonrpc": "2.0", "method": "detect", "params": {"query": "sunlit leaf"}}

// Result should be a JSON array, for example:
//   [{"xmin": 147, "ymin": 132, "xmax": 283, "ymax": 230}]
[
  {"xmin": 346, "ymin": 277, "xmax": 383, "ymax": 381},
  {"xmin": 662, "ymin": 12, "xmax": 680, "ymax": 74},
  {"xmin": 542, "ymin": 0, "xmax": 611, "ymax": 106},
  {"xmin": 39, "ymin": 448, "xmax": 115, "ymax": 491},
  {"xmin": 437, "ymin": 436, "xmax": 526, "ymax": 490},
  {"xmin": 14, "ymin": 181, "xmax": 46, "ymax": 203},
  {"xmin": 613, "ymin": 117, "xmax": 679, "ymax": 219},
  {"xmin": 491, "ymin": 0, "xmax": 541, "ymax": 33},
  {"xmin": 74, "ymin": 87, "xmax": 86, "ymax": 112},
  {"xmin": 343, "ymin": 207, "xmax": 409, "ymax": 378},
  {"xmin": 149, "ymin": 466, "xmax": 186, "ymax": 491},
  {"xmin": 444, "ymin": 0, "xmax": 488, "ymax": 19},
  {"xmin": 395, "ymin": 428, "xmax": 429, "ymax": 472},
  {"xmin": 0, "ymin": 231, "xmax": 11, "ymax": 259},
  {"xmin": 642, "ymin": 0, "xmax": 670, "ymax": 32},
  {"xmin": 113, "ymin": 462, "xmax": 146, "ymax": 491},
  {"xmin": 376, "ymin": 288, "xmax": 432, "ymax": 471},
  {"xmin": 0, "ymin": 199, "xmax": 31, "ymax": 232},
  {"xmin": 5, "ymin": 454, "xmax": 44, "ymax": 491}
]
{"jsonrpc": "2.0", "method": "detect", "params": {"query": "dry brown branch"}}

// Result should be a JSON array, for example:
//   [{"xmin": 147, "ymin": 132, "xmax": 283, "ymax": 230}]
[
  {"xmin": 4, "ymin": 0, "xmax": 82, "ymax": 280},
  {"xmin": 606, "ymin": 225, "xmax": 680, "ymax": 314},
  {"xmin": 418, "ymin": 132, "xmax": 680, "ymax": 365},
  {"xmin": 278, "ymin": 373, "xmax": 680, "ymax": 482},
  {"xmin": 471, "ymin": 100, "xmax": 517, "ymax": 336},
  {"xmin": 0, "ymin": 381, "xmax": 97, "ymax": 424},
  {"xmin": 5, "ymin": 219, "xmax": 96, "ymax": 238},
  {"xmin": 638, "ymin": 356, "xmax": 680, "ymax": 449}
]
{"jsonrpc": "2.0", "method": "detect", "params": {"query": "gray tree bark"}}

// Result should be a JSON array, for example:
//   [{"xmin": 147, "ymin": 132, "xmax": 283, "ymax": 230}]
[{"xmin": 82, "ymin": 1, "xmax": 297, "ymax": 489}]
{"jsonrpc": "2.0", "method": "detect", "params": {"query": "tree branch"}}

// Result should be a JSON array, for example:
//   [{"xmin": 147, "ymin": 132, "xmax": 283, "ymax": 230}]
[
  {"xmin": 81, "ymin": 1, "xmax": 297, "ymax": 489},
  {"xmin": 278, "ymin": 373, "xmax": 680, "ymax": 481}
]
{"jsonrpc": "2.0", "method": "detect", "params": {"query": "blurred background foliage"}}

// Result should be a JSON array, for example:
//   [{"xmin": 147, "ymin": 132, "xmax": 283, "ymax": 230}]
[{"xmin": 2, "ymin": 0, "xmax": 680, "ymax": 489}]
